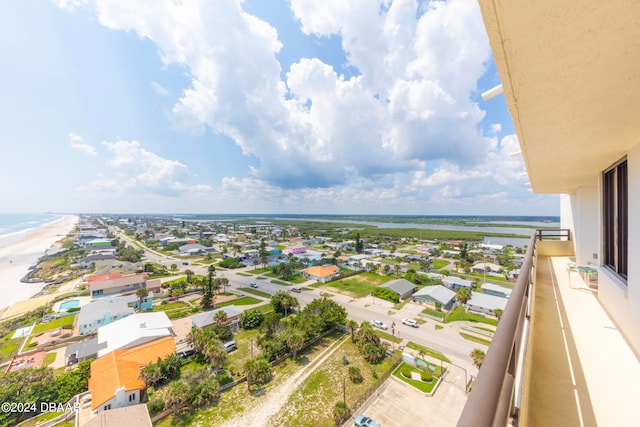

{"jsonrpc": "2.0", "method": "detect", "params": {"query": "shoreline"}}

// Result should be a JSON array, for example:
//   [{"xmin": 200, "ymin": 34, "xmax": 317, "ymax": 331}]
[{"xmin": 0, "ymin": 215, "xmax": 80, "ymax": 312}]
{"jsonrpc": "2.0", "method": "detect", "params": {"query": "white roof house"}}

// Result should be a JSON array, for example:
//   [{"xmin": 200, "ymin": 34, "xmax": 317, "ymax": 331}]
[
  {"xmin": 466, "ymin": 292, "xmax": 508, "ymax": 315},
  {"xmin": 191, "ymin": 306, "xmax": 243, "ymax": 329},
  {"xmin": 412, "ymin": 285, "xmax": 456, "ymax": 309},
  {"xmin": 96, "ymin": 312, "xmax": 173, "ymax": 357},
  {"xmin": 481, "ymin": 283, "xmax": 513, "ymax": 298}
]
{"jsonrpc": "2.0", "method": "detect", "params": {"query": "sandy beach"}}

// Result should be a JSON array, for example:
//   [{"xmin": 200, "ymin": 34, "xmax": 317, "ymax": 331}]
[{"xmin": 0, "ymin": 215, "xmax": 79, "ymax": 313}]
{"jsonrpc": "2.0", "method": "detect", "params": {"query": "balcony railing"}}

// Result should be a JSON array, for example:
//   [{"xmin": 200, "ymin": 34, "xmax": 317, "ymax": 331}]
[{"xmin": 457, "ymin": 232, "xmax": 540, "ymax": 427}]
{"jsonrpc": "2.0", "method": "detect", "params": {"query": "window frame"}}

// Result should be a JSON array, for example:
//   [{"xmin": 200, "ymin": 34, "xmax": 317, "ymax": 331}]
[{"xmin": 603, "ymin": 158, "xmax": 628, "ymax": 282}]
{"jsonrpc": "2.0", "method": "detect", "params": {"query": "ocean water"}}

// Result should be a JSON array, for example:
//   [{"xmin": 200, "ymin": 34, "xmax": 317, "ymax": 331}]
[{"xmin": 0, "ymin": 213, "xmax": 65, "ymax": 248}]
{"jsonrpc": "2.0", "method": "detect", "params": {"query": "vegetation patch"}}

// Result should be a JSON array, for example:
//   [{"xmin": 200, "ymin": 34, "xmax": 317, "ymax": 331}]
[
  {"xmin": 444, "ymin": 307, "xmax": 498, "ymax": 326},
  {"xmin": 217, "ymin": 296, "xmax": 262, "ymax": 307},
  {"xmin": 238, "ymin": 287, "xmax": 271, "ymax": 298},
  {"xmin": 393, "ymin": 362, "xmax": 438, "ymax": 393},
  {"xmin": 31, "ymin": 315, "xmax": 76, "ymax": 335},
  {"xmin": 459, "ymin": 333, "xmax": 492, "ymax": 346},
  {"xmin": 406, "ymin": 342, "xmax": 451, "ymax": 363}
]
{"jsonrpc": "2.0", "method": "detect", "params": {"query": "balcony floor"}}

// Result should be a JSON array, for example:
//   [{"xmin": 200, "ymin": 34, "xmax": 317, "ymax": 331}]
[{"xmin": 527, "ymin": 256, "xmax": 640, "ymax": 427}]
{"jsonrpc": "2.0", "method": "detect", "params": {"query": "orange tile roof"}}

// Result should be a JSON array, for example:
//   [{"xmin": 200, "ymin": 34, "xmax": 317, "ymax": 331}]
[
  {"xmin": 89, "ymin": 337, "xmax": 175, "ymax": 410},
  {"xmin": 88, "ymin": 273, "xmax": 123, "ymax": 283},
  {"xmin": 301, "ymin": 265, "xmax": 340, "ymax": 278}
]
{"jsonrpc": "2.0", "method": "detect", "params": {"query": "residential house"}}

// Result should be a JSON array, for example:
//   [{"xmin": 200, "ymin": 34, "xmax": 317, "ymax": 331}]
[
  {"xmin": 382, "ymin": 278, "xmax": 417, "ymax": 300},
  {"xmin": 77, "ymin": 297, "xmax": 135, "ymax": 335},
  {"xmin": 96, "ymin": 312, "xmax": 174, "ymax": 357},
  {"xmin": 64, "ymin": 338, "xmax": 107, "ymax": 365},
  {"xmin": 83, "ymin": 239, "xmax": 115, "ymax": 250},
  {"xmin": 412, "ymin": 285, "xmax": 456, "ymax": 310},
  {"xmin": 471, "ymin": 262, "xmax": 503, "ymax": 274},
  {"xmin": 442, "ymin": 276, "xmax": 473, "ymax": 291},
  {"xmin": 465, "ymin": 292, "xmax": 507, "ymax": 316},
  {"xmin": 282, "ymin": 246, "xmax": 307, "ymax": 255},
  {"xmin": 179, "ymin": 243, "xmax": 208, "ymax": 254},
  {"xmin": 481, "ymin": 283, "xmax": 512, "ymax": 299},
  {"xmin": 88, "ymin": 273, "xmax": 160, "ymax": 298},
  {"xmin": 83, "ymin": 404, "xmax": 153, "ymax": 427},
  {"xmin": 89, "ymin": 337, "xmax": 175, "ymax": 413},
  {"xmin": 300, "ymin": 265, "xmax": 340, "ymax": 283},
  {"xmin": 191, "ymin": 306, "xmax": 242, "ymax": 331}
]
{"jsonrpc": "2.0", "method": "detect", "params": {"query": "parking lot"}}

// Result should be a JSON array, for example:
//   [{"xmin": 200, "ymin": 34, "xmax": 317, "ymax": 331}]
[{"xmin": 348, "ymin": 369, "xmax": 468, "ymax": 427}]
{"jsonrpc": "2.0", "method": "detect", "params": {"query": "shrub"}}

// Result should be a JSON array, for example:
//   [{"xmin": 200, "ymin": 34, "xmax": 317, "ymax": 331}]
[
  {"xmin": 421, "ymin": 372, "xmax": 433, "ymax": 382},
  {"xmin": 342, "ymin": 355, "xmax": 349, "ymax": 365},
  {"xmin": 333, "ymin": 400, "xmax": 351, "ymax": 425},
  {"xmin": 348, "ymin": 366, "xmax": 363, "ymax": 384},
  {"xmin": 147, "ymin": 396, "xmax": 165, "ymax": 416},
  {"xmin": 371, "ymin": 366, "xmax": 378, "ymax": 379},
  {"xmin": 401, "ymin": 367, "xmax": 413, "ymax": 378},
  {"xmin": 216, "ymin": 371, "xmax": 234, "ymax": 386},
  {"xmin": 372, "ymin": 287, "xmax": 400, "ymax": 303}
]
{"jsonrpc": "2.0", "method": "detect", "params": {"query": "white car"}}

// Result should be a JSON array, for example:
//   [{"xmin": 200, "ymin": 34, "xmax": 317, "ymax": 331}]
[
  {"xmin": 371, "ymin": 320, "xmax": 388, "ymax": 330},
  {"xmin": 402, "ymin": 318, "xmax": 419, "ymax": 328}
]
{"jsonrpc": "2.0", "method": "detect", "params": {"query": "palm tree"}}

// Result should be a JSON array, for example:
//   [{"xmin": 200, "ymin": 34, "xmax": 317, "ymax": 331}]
[
  {"xmin": 470, "ymin": 348, "xmax": 486, "ymax": 368},
  {"xmin": 139, "ymin": 362, "xmax": 162, "ymax": 387},
  {"xmin": 455, "ymin": 288, "xmax": 472, "ymax": 320},
  {"xmin": 346, "ymin": 319, "xmax": 358, "ymax": 342},
  {"xmin": 394, "ymin": 263, "xmax": 401, "ymax": 278},
  {"xmin": 213, "ymin": 310, "xmax": 228, "ymax": 326},
  {"xmin": 164, "ymin": 379, "xmax": 189, "ymax": 415},
  {"xmin": 205, "ymin": 339, "xmax": 227, "ymax": 371},
  {"xmin": 135, "ymin": 287, "xmax": 148, "ymax": 312},
  {"xmin": 493, "ymin": 308, "xmax": 504, "ymax": 323},
  {"xmin": 286, "ymin": 329, "xmax": 305, "ymax": 359},
  {"xmin": 185, "ymin": 269, "xmax": 194, "ymax": 285}
]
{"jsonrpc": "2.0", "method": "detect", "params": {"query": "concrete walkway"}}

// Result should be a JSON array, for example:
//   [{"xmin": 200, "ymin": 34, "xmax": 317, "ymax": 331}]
[{"xmin": 525, "ymin": 256, "xmax": 640, "ymax": 427}]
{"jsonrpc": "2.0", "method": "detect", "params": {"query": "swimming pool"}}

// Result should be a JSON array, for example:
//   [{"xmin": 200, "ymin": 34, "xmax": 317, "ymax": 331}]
[{"xmin": 59, "ymin": 299, "xmax": 80, "ymax": 311}]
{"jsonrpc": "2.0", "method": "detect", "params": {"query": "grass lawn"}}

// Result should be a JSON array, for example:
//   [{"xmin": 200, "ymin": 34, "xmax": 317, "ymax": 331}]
[
  {"xmin": 444, "ymin": 307, "xmax": 498, "ymax": 326},
  {"xmin": 406, "ymin": 342, "xmax": 451, "ymax": 363},
  {"xmin": 238, "ymin": 287, "xmax": 271, "ymax": 299},
  {"xmin": 248, "ymin": 268, "xmax": 271, "ymax": 275},
  {"xmin": 430, "ymin": 259, "xmax": 450, "ymax": 270},
  {"xmin": 31, "ymin": 315, "xmax": 76, "ymax": 335},
  {"xmin": 459, "ymin": 333, "xmax": 491, "ymax": 346},
  {"xmin": 375, "ymin": 330, "xmax": 403, "ymax": 344},
  {"xmin": 318, "ymin": 271, "xmax": 393, "ymax": 298},
  {"xmin": 0, "ymin": 336, "xmax": 22, "ymax": 364},
  {"xmin": 393, "ymin": 362, "xmax": 438, "ymax": 393},
  {"xmin": 152, "ymin": 301, "xmax": 193, "ymax": 319},
  {"xmin": 421, "ymin": 308, "xmax": 445, "ymax": 319},
  {"xmin": 250, "ymin": 303, "xmax": 273, "ymax": 315},
  {"xmin": 217, "ymin": 296, "xmax": 262, "ymax": 307},
  {"xmin": 43, "ymin": 351, "xmax": 57, "ymax": 367}
]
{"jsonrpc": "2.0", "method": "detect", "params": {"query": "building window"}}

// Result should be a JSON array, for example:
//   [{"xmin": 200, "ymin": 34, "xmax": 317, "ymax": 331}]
[
  {"xmin": 603, "ymin": 159, "xmax": 628, "ymax": 281},
  {"xmin": 129, "ymin": 393, "xmax": 136, "ymax": 402}
]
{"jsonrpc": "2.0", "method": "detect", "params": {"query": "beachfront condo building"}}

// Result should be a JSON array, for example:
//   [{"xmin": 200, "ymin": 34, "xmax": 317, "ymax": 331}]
[{"xmin": 458, "ymin": 1, "xmax": 640, "ymax": 426}]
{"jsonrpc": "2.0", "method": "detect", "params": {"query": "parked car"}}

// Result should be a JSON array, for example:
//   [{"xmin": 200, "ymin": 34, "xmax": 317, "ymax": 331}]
[
  {"xmin": 250, "ymin": 283, "xmax": 259, "ymax": 288},
  {"xmin": 402, "ymin": 318, "xmax": 419, "ymax": 328},
  {"xmin": 290, "ymin": 287, "xmax": 302, "ymax": 293},
  {"xmin": 223, "ymin": 341, "xmax": 237, "ymax": 352},
  {"xmin": 371, "ymin": 320, "xmax": 388, "ymax": 330},
  {"xmin": 355, "ymin": 414, "xmax": 382, "ymax": 427}
]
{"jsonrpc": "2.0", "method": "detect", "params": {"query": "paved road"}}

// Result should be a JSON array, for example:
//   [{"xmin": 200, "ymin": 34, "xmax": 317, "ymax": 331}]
[{"xmin": 112, "ymin": 227, "xmax": 482, "ymax": 370}]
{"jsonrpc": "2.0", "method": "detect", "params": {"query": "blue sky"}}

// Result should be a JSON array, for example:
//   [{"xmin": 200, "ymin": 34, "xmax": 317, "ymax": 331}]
[{"xmin": 0, "ymin": 0, "xmax": 559, "ymax": 215}]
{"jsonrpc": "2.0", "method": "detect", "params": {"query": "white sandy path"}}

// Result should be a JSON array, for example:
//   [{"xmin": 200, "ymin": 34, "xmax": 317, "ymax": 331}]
[
  {"xmin": 0, "ymin": 215, "xmax": 79, "ymax": 311},
  {"xmin": 224, "ymin": 338, "xmax": 345, "ymax": 427}
]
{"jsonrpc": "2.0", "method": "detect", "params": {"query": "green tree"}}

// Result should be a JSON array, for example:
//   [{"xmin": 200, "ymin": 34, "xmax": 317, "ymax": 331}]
[
  {"xmin": 455, "ymin": 288, "xmax": 473, "ymax": 320},
  {"xmin": 204, "ymin": 339, "xmax": 228, "ymax": 371},
  {"xmin": 241, "ymin": 309, "xmax": 265, "ymax": 329},
  {"xmin": 285, "ymin": 328, "xmax": 305, "ymax": 359},
  {"xmin": 164, "ymin": 379, "xmax": 189, "ymax": 415},
  {"xmin": 493, "ymin": 308, "xmax": 504, "ymax": 323},
  {"xmin": 170, "ymin": 263, "xmax": 178, "ymax": 272},
  {"xmin": 471, "ymin": 348, "xmax": 486, "ymax": 369},
  {"xmin": 214, "ymin": 309, "xmax": 228, "ymax": 326},
  {"xmin": 135, "ymin": 287, "xmax": 149, "ymax": 312},
  {"xmin": 139, "ymin": 362, "xmax": 163, "ymax": 388},
  {"xmin": 346, "ymin": 319, "xmax": 358, "ymax": 343},
  {"xmin": 270, "ymin": 290, "xmax": 299, "ymax": 316},
  {"xmin": 244, "ymin": 357, "xmax": 272, "ymax": 390},
  {"xmin": 185, "ymin": 269, "xmax": 194, "ymax": 284}
]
